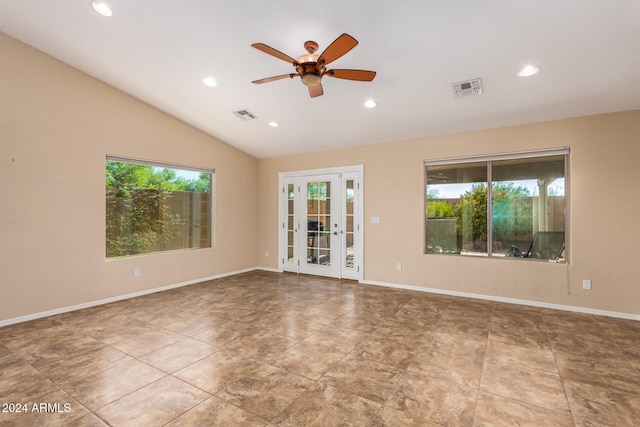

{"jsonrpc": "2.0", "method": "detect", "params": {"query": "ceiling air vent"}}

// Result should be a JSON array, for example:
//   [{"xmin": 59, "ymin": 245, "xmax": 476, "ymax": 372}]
[
  {"xmin": 451, "ymin": 78, "xmax": 483, "ymax": 98},
  {"xmin": 233, "ymin": 109, "xmax": 257, "ymax": 121}
]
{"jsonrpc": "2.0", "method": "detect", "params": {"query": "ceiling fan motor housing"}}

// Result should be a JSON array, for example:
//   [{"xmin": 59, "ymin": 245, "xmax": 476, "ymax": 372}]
[{"xmin": 296, "ymin": 60, "xmax": 322, "ymax": 87}]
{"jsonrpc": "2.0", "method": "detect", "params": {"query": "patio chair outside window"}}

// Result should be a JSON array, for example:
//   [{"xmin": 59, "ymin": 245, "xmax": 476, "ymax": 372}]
[{"xmin": 507, "ymin": 231, "xmax": 565, "ymax": 260}]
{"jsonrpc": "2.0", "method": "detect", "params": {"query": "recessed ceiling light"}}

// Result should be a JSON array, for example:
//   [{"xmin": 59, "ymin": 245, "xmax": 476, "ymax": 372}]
[
  {"xmin": 268, "ymin": 121, "xmax": 279, "ymax": 128},
  {"xmin": 364, "ymin": 99, "xmax": 377, "ymax": 108},
  {"xmin": 91, "ymin": 1, "xmax": 113, "ymax": 17},
  {"xmin": 202, "ymin": 76, "xmax": 217, "ymax": 87},
  {"xmin": 517, "ymin": 64, "xmax": 540, "ymax": 77}
]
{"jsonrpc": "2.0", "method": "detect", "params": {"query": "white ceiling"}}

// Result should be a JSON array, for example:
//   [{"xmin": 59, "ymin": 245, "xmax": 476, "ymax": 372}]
[{"xmin": 1, "ymin": 1, "xmax": 639, "ymax": 158}]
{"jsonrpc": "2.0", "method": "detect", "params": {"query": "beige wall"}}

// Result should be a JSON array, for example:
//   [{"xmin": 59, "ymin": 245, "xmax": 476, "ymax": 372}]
[
  {"xmin": 257, "ymin": 111, "xmax": 640, "ymax": 316},
  {"xmin": 0, "ymin": 33, "xmax": 258, "ymax": 322},
  {"xmin": 2, "ymin": 31, "xmax": 639, "ymax": 323}
]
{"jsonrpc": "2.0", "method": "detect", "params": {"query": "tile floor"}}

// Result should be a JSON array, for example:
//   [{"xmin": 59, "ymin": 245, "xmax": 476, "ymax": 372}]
[{"xmin": 1, "ymin": 271, "xmax": 639, "ymax": 426}]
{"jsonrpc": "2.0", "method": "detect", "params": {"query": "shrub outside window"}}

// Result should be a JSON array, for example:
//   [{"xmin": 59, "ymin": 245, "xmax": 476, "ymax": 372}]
[
  {"xmin": 106, "ymin": 156, "xmax": 213, "ymax": 258},
  {"xmin": 425, "ymin": 149, "xmax": 568, "ymax": 261}
]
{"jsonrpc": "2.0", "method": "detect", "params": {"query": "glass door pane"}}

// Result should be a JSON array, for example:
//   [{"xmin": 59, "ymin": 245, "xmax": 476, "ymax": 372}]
[
  {"xmin": 306, "ymin": 180, "xmax": 331, "ymax": 266},
  {"xmin": 282, "ymin": 178, "xmax": 299, "ymax": 273},
  {"xmin": 300, "ymin": 175, "xmax": 340, "ymax": 278},
  {"xmin": 343, "ymin": 176, "xmax": 357, "ymax": 277},
  {"xmin": 287, "ymin": 183, "xmax": 295, "ymax": 262}
]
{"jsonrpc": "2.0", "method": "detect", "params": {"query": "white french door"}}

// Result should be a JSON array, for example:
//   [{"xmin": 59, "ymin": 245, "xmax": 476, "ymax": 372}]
[
  {"xmin": 279, "ymin": 166, "xmax": 362, "ymax": 280},
  {"xmin": 299, "ymin": 174, "xmax": 340, "ymax": 277}
]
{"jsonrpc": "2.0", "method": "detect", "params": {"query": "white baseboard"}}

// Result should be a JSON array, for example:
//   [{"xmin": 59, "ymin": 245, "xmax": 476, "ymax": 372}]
[
  {"xmin": 361, "ymin": 279, "xmax": 640, "ymax": 321},
  {"xmin": 0, "ymin": 267, "xmax": 259, "ymax": 328}
]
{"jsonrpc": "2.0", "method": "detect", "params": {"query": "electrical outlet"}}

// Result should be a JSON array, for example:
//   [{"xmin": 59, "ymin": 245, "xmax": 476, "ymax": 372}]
[
  {"xmin": 396, "ymin": 262, "xmax": 402, "ymax": 271},
  {"xmin": 582, "ymin": 279, "xmax": 591, "ymax": 290},
  {"xmin": 134, "ymin": 268, "xmax": 141, "ymax": 278},
  {"xmin": 265, "ymin": 250, "xmax": 269, "ymax": 257}
]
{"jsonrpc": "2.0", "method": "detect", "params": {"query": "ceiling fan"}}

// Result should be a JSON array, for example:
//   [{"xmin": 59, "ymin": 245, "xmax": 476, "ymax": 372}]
[{"xmin": 251, "ymin": 33, "xmax": 376, "ymax": 98}]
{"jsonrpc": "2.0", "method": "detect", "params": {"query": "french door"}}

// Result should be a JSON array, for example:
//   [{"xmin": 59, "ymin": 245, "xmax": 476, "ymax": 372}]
[{"xmin": 280, "ymin": 166, "xmax": 362, "ymax": 280}]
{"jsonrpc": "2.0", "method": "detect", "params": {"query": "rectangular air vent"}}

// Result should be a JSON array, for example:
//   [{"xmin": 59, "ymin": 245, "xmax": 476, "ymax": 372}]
[
  {"xmin": 451, "ymin": 78, "xmax": 483, "ymax": 97},
  {"xmin": 233, "ymin": 109, "xmax": 257, "ymax": 121}
]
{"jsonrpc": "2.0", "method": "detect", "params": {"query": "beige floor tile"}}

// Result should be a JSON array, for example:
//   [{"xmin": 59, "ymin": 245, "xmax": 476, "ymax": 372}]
[
  {"xmin": 165, "ymin": 396, "xmax": 268, "ymax": 426},
  {"xmin": 386, "ymin": 370, "xmax": 477, "ymax": 426},
  {"xmin": 407, "ymin": 331, "xmax": 486, "ymax": 388},
  {"xmin": 173, "ymin": 351, "xmax": 262, "ymax": 394},
  {"xmin": 0, "ymin": 318, "xmax": 64, "ymax": 341},
  {"xmin": 353, "ymin": 334, "xmax": 419, "ymax": 369},
  {"xmin": 564, "ymin": 379, "xmax": 640, "ymax": 427},
  {"xmin": 617, "ymin": 341, "xmax": 640, "ymax": 371},
  {"xmin": 376, "ymin": 405, "xmax": 441, "ymax": 426},
  {"xmin": 484, "ymin": 340, "xmax": 557, "ymax": 373},
  {"xmin": 0, "ymin": 343, "xmax": 11, "ymax": 358},
  {"xmin": 329, "ymin": 310, "xmax": 388, "ymax": 333},
  {"xmin": 108, "ymin": 328, "xmax": 184, "ymax": 357},
  {"xmin": 553, "ymin": 347, "xmax": 640, "ymax": 393},
  {"xmin": 489, "ymin": 312, "xmax": 551, "ymax": 349},
  {"xmin": 217, "ymin": 364, "xmax": 313, "ymax": 422},
  {"xmin": 0, "ymin": 369, "xmax": 59, "ymax": 402},
  {"xmin": 319, "ymin": 355, "xmax": 403, "ymax": 404},
  {"xmin": 222, "ymin": 332, "xmax": 296, "ymax": 363},
  {"xmin": 0, "ymin": 353, "xmax": 40, "ymax": 379},
  {"xmin": 36, "ymin": 345, "xmax": 131, "ymax": 384},
  {"xmin": 139, "ymin": 338, "xmax": 215, "ymax": 373},
  {"xmin": 370, "ymin": 318, "xmax": 433, "ymax": 342},
  {"xmin": 263, "ymin": 317, "xmax": 326, "ymax": 341},
  {"xmin": 480, "ymin": 361, "xmax": 569, "ymax": 412},
  {"xmin": 392, "ymin": 300, "xmax": 446, "ymax": 326},
  {"xmin": 272, "ymin": 382, "xmax": 383, "ymax": 427},
  {"xmin": 95, "ymin": 376, "xmax": 209, "ymax": 426},
  {"xmin": 2, "ymin": 325, "xmax": 104, "ymax": 365},
  {"xmin": 62, "ymin": 413, "xmax": 110, "ymax": 426},
  {"xmin": 303, "ymin": 325, "xmax": 366, "ymax": 353},
  {"xmin": 474, "ymin": 392, "xmax": 574, "ymax": 426},
  {"xmin": 82, "ymin": 319, "xmax": 156, "ymax": 345},
  {"xmin": 63, "ymin": 359, "xmax": 166, "ymax": 410},
  {"xmin": 270, "ymin": 340, "xmax": 349, "ymax": 380},
  {"xmin": 435, "ymin": 315, "xmax": 491, "ymax": 338},
  {"xmin": 191, "ymin": 320, "xmax": 263, "ymax": 347}
]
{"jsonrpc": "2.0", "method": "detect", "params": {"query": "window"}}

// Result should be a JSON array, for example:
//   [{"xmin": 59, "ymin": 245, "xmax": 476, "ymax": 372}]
[
  {"xmin": 106, "ymin": 156, "xmax": 213, "ymax": 258},
  {"xmin": 425, "ymin": 148, "xmax": 568, "ymax": 261}
]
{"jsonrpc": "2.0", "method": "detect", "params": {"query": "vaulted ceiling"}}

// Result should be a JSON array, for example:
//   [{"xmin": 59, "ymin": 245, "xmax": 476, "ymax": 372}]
[{"xmin": 1, "ymin": 1, "xmax": 639, "ymax": 158}]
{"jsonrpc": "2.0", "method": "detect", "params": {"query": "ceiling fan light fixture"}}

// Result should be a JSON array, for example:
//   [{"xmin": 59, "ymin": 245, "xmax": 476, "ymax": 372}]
[
  {"xmin": 517, "ymin": 64, "xmax": 540, "ymax": 77},
  {"xmin": 300, "ymin": 73, "xmax": 322, "ymax": 87},
  {"xmin": 91, "ymin": 1, "xmax": 113, "ymax": 17}
]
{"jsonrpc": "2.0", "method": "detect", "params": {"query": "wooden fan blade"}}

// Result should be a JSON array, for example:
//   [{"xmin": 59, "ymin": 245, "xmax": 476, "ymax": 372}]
[
  {"xmin": 251, "ymin": 43, "xmax": 298, "ymax": 65},
  {"xmin": 309, "ymin": 84, "xmax": 324, "ymax": 98},
  {"xmin": 326, "ymin": 69, "xmax": 376, "ymax": 82},
  {"xmin": 252, "ymin": 74, "xmax": 298, "ymax": 84},
  {"xmin": 317, "ymin": 33, "xmax": 358, "ymax": 66}
]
